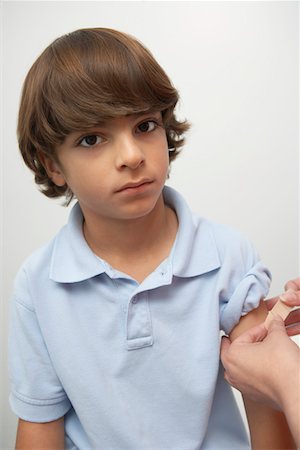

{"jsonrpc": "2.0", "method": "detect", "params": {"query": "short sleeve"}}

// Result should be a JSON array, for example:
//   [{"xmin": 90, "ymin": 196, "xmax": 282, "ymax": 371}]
[
  {"xmin": 219, "ymin": 236, "xmax": 271, "ymax": 335},
  {"xmin": 8, "ymin": 268, "xmax": 71, "ymax": 422}
]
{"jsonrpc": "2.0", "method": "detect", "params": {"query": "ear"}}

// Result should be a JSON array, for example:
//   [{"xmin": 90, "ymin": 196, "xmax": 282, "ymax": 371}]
[{"xmin": 38, "ymin": 151, "xmax": 66, "ymax": 187}]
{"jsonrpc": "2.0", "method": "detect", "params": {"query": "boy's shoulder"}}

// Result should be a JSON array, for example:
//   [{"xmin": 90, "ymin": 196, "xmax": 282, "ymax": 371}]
[
  {"xmin": 198, "ymin": 215, "xmax": 254, "ymax": 249},
  {"xmin": 14, "ymin": 201, "xmax": 102, "ymax": 292},
  {"xmin": 188, "ymin": 201, "xmax": 253, "ymax": 253},
  {"xmin": 166, "ymin": 185, "xmax": 259, "ymax": 266},
  {"xmin": 12, "ymin": 234, "xmax": 59, "ymax": 310},
  {"xmin": 14, "ymin": 233, "xmax": 59, "ymax": 284},
  {"xmin": 166, "ymin": 186, "xmax": 248, "ymax": 238},
  {"xmin": 21, "ymin": 235, "xmax": 58, "ymax": 272},
  {"xmin": 191, "ymin": 212, "xmax": 259, "ymax": 269},
  {"xmin": 165, "ymin": 186, "xmax": 262, "ymax": 280},
  {"xmin": 16, "ymin": 202, "xmax": 84, "ymax": 279}
]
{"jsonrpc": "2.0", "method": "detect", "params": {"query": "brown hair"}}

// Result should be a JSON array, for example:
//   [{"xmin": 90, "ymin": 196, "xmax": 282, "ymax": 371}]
[{"xmin": 17, "ymin": 28, "xmax": 190, "ymax": 202}]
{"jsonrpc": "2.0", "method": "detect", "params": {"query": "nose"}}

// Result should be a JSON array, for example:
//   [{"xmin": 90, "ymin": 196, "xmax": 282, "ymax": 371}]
[{"xmin": 115, "ymin": 134, "xmax": 145, "ymax": 170}]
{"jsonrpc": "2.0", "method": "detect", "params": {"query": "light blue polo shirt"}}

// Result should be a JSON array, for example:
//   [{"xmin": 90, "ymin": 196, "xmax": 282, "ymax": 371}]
[{"xmin": 9, "ymin": 186, "xmax": 271, "ymax": 449}]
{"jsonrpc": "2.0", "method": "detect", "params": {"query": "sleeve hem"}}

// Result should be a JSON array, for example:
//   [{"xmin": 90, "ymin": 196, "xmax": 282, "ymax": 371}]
[
  {"xmin": 9, "ymin": 392, "xmax": 71, "ymax": 423},
  {"xmin": 220, "ymin": 261, "xmax": 271, "ymax": 335},
  {"xmin": 12, "ymin": 388, "xmax": 68, "ymax": 406}
]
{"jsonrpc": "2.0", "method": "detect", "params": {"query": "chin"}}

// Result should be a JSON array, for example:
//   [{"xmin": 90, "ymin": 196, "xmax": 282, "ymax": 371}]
[{"xmin": 120, "ymin": 201, "xmax": 160, "ymax": 221}]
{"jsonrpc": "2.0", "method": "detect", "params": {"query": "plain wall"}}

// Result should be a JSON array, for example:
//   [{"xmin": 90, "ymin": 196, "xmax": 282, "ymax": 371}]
[{"xmin": 1, "ymin": 1, "xmax": 299, "ymax": 448}]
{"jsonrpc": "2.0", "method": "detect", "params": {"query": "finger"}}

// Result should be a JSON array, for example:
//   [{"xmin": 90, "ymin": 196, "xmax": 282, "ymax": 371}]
[
  {"xmin": 264, "ymin": 297, "xmax": 280, "ymax": 311},
  {"xmin": 284, "ymin": 308, "xmax": 300, "ymax": 327},
  {"xmin": 284, "ymin": 277, "xmax": 300, "ymax": 291},
  {"xmin": 233, "ymin": 323, "xmax": 267, "ymax": 344},
  {"xmin": 265, "ymin": 291, "xmax": 300, "ymax": 310},
  {"xmin": 286, "ymin": 323, "xmax": 300, "ymax": 337},
  {"xmin": 285, "ymin": 308, "xmax": 300, "ymax": 336},
  {"xmin": 280, "ymin": 290, "xmax": 300, "ymax": 307}
]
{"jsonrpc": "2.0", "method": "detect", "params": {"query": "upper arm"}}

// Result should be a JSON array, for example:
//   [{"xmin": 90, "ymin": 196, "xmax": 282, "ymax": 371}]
[
  {"xmin": 229, "ymin": 299, "xmax": 268, "ymax": 341},
  {"xmin": 15, "ymin": 417, "xmax": 65, "ymax": 449},
  {"xmin": 9, "ymin": 272, "xmax": 71, "ymax": 423}
]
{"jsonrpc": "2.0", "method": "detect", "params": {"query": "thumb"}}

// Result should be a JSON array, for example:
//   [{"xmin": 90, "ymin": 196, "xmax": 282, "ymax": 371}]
[
  {"xmin": 280, "ymin": 289, "xmax": 300, "ymax": 307},
  {"xmin": 233, "ymin": 323, "xmax": 268, "ymax": 345}
]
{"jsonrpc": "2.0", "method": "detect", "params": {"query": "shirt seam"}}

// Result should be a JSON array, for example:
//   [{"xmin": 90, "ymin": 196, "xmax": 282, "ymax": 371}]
[
  {"xmin": 13, "ymin": 267, "xmax": 36, "ymax": 312},
  {"xmin": 14, "ymin": 296, "xmax": 35, "ymax": 313},
  {"xmin": 12, "ymin": 389, "xmax": 68, "ymax": 406}
]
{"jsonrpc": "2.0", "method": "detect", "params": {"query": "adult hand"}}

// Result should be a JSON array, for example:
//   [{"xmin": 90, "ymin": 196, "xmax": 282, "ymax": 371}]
[
  {"xmin": 221, "ymin": 284, "xmax": 300, "ymax": 406},
  {"xmin": 221, "ymin": 316, "xmax": 299, "ymax": 409},
  {"xmin": 220, "ymin": 279, "xmax": 300, "ymax": 446}
]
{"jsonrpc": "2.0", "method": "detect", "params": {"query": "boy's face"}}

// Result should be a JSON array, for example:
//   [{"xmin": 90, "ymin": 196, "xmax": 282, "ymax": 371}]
[{"xmin": 44, "ymin": 112, "xmax": 170, "ymax": 222}]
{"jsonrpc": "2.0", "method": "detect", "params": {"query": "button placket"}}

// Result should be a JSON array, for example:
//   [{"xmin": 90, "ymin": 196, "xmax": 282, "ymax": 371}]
[
  {"xmin": 131, "ymin": 296, "xmax": 138, "ymax": 304},
  {"xmin": 126, "ymin": 292, "xmax": 153, "ymax": 350}
]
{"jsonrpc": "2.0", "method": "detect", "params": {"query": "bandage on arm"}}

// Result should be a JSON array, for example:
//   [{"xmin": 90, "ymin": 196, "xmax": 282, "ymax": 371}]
[{"xmin": 264, "ymin": 296, "xmax": 294, "ymax": 329}]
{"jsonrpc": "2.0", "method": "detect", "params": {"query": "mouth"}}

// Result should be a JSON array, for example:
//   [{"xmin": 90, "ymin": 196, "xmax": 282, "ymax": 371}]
[{"xmin": 116, "ymin": 179, "xmax": 153, "ymax": 193}]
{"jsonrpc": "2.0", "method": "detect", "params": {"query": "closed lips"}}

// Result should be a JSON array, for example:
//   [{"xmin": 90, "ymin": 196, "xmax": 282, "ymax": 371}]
[{"xmin": 116, "ymin": 180, "xmax": 152, "ymax": 191}]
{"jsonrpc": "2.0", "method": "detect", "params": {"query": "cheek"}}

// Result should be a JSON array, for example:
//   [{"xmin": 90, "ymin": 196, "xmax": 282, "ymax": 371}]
[
  {"xmin": 161, "ymin": 146, "xmax": 171, "ymax": 172},
  {"xmin": 62, "ymin": 157, "xmax": 104, "ymax": 183},
  {"xmin": 155, "ymin": 136, "xmax": 169, "ymax": 161},
  {"xmin": 69, "ymin": 164, "xmax": 113, "ymax": 200}
]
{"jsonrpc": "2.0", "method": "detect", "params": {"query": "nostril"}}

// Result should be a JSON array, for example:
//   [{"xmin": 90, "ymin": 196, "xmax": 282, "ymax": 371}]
[{"xmin": 118, "ymin": 152, "xmax": 145, "ymax": 170}]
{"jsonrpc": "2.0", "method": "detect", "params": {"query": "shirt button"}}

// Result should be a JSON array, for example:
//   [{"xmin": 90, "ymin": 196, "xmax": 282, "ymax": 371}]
[{"xmin": 132, "ymin": 296, "xmax": 138, "ymax": 304}]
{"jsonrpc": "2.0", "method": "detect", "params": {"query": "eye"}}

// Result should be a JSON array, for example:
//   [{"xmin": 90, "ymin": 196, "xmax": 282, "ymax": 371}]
[
  {"xmin": 137, "ymin": 120, "xmax": 158, "ymax": 134},
  {"xmin": 78, "ymin": 134, "xmax": 104, "ymax": 148}
]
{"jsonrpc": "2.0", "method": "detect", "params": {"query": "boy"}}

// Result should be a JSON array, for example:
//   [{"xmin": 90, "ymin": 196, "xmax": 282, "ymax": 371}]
[{"xmin": 9, "ymin": 28, "xmax": 295, "ymax": 449}]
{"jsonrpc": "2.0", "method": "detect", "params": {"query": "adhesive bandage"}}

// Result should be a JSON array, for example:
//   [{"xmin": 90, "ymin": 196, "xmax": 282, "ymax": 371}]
[{"xmin": 264, "ymin": 296, "xmax": 294, "ymax": 330}]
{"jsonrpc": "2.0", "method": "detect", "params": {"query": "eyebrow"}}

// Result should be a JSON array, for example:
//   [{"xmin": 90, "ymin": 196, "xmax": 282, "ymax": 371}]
[
  {"xmin": 66, "ymin": 111, "xmax": 162, "ymax": 140},
  {"xmin": 131, "ymin": 110, "xmax": 162, "ymax": 118}
]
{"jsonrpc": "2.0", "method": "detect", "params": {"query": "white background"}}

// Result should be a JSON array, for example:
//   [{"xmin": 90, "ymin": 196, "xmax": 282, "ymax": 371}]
[{"xmin": 1, "ymin": 1, "xmax": 299, "ymax": 448}]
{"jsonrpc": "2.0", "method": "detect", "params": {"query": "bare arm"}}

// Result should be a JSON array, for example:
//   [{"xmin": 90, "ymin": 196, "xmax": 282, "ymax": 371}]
[
  {"xmin": 15, "ymin": 417, "xmax": 65, "ymax": 450},
  {"xmin": 229, "ymin": 300, "xmax": 296, "ymax": 449}
]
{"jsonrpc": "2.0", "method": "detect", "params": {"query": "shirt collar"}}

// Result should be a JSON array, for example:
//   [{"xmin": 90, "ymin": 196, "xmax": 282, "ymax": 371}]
[
  {"xmin": 49, "ymin": 203, "xmax": 106, "ymax": 283},
  {"xmin": 163, "ymin": 186, "xmax": 221, "ymax": 278},
  {"xmin": 50, "ymin": 186, "xmax": 220, "ymax": 283}
]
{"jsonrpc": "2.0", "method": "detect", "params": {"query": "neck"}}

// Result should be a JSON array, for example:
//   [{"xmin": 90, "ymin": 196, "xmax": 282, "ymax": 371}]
[{"xmin": 81, "ymin": 194, "xmax": 177, "ymax": 267}]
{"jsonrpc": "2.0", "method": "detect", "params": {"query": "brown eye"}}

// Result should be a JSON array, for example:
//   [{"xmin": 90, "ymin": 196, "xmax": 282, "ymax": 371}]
[
  {"xmin": 79, "ymin": 135, "xmax": 103, "ymax": 147},
  {"xmin": 137, "ymin": 121, "xmax": 157, "ymax": 133}
]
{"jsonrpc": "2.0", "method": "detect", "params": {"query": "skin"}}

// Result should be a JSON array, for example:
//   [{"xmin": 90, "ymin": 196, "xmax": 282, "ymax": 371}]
[
  {"xmin": 15, "ymin": 113, "xmax": 296, "ymax": 449},
  {"xmin": 15, "ymin": 418, "xmax": 64, "ymax": 449},
  {"xmin": 221, "ymin": 281, "xmax": 300, "ymax": 447},
  {"xmin": 40, "ymin": 111, "xmax": 178, "ymax": 283}
]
